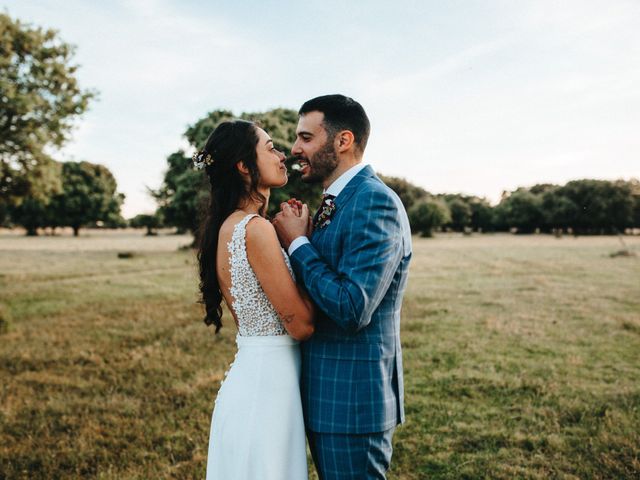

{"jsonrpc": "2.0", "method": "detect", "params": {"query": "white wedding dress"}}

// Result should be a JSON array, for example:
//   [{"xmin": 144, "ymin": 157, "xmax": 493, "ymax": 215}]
[{"xmin": 206, "ymin": 214, "xmax": 308, "ymax": 479}]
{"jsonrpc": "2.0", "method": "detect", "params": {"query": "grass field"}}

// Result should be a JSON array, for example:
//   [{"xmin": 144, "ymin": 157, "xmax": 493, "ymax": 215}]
[{"xmin": 1, "ymin": 230, "xmax": 639, "ymax": 479}]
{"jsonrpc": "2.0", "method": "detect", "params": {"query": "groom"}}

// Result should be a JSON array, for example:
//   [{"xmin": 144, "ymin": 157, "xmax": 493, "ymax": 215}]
[{"xmin": 273, "ymin": 94, "xmax": 412, "ymax": 479}]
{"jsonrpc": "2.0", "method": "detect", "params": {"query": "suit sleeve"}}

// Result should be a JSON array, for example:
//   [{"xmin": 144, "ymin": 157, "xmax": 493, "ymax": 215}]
[{"xmin": 289, "ymin": 188, "xmax": 404, "ymax": 333}]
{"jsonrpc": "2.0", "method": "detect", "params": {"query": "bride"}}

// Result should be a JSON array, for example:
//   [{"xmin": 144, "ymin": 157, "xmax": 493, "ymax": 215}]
[{"xmin": 195, "ymin": 120, "xmax": 315, "ymax": 479}]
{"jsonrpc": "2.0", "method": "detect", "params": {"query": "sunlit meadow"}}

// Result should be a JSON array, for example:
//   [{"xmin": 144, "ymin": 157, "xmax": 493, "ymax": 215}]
[{"xmin": 1, "ymin": 231, "xmax": 639, "ymax": 479}]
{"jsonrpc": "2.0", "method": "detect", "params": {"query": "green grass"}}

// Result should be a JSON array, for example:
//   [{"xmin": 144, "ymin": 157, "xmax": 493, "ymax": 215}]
[{"xmin": 1, "ymin": 231, "xmax": 639, "ymax": 479}]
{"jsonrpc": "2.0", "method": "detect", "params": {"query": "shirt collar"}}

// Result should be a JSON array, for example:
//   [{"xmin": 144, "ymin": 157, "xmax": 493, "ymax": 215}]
[{"xmin": 324, "ymin": 163, "xmax": 368, "ymax": 197}]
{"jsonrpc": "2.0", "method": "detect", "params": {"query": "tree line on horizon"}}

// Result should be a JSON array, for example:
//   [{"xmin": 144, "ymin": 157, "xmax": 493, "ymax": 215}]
[
  {"xmin": 2, "ymin": 12, "xmax": 639, "ymax": 238},
  {"xmin": 149, "ymin": 107, "xmax": 640, "ymax": 238},
  {"xmin": 387, "ymin": 176, "xmax": 640, "ymax": 237}
]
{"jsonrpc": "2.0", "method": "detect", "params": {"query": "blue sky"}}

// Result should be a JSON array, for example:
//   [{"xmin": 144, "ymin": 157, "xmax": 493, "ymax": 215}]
[{"xmin": 4, "ymin": 0, "xmax": 640, "ymax": 217}]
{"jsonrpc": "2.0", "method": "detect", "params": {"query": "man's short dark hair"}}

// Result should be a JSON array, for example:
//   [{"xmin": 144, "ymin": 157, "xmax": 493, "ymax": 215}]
[{"xmin": 299, "ymin": 94, "xmax": 370, "ymax": 153}]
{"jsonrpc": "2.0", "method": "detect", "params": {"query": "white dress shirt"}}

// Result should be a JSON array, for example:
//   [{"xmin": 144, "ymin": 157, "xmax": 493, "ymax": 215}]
[{"xmin": 288, "ymin": 163, "xmax": 368, "ymax": 256}]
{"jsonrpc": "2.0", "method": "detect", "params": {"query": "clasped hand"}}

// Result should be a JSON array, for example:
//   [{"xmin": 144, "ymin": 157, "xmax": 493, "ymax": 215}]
[{"xmin": 272, "ymin": 198, "xmax": 313, "ymax": 250}]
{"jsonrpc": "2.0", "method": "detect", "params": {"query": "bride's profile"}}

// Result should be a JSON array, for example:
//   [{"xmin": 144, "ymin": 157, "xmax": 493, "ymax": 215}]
[{"xmin": 195, "ymin": 120, "xmax": 314, "ymax": 479}]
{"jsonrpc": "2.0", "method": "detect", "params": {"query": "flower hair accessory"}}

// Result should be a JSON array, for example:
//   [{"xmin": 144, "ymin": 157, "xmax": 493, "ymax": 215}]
[{"xmin": 192, "ymin": 150, "xmax": 214, "ymax": 170}]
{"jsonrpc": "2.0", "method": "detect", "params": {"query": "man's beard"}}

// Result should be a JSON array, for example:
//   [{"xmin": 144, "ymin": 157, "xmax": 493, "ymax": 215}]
[{"xmin": 300, "ymin": 140, "xmax": 338, "ymax": 184}]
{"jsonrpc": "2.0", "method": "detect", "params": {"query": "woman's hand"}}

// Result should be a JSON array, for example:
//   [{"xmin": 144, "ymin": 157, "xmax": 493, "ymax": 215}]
[
  {"xmin": 286, "ymin": 198, "xmax": 303, "ymax": 216},
  {"xmin": 286, "ymin": 198, "xmax": 313, "ymax": 236},
  {"xmin": 273, "ymin": 202, "xmax": 310, "ymax": 250}
]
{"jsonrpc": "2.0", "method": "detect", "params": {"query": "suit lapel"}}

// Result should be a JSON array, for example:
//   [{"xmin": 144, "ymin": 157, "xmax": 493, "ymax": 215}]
[
  {"xmin": 333, "ymin": 165, "xmax": 376, "ymax": 210},
  {"xmin": 310, "ymin": 165, "xmax": 376, "ymax": 243}
]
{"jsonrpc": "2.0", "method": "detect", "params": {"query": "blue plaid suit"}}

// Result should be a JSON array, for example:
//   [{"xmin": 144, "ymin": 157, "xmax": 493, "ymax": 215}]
[{"xmin": 290, "ymin": 166, "xmax": 412, "ymax": 477}]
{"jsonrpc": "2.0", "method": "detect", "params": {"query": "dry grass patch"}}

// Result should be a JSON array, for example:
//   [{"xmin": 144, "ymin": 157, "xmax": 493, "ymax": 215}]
[{"xmin": 1, "ymin": 232, "xmax": 639, "ymax": 478}]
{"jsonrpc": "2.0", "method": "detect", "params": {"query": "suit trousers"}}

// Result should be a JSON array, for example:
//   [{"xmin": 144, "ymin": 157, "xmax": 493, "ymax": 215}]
[{"xmin": 307, "ymin": 427, "xmax": 395, "ymax": 480}]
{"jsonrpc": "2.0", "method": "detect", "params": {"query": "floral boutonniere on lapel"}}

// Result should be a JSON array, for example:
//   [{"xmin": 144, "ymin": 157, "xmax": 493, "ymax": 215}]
[{"xmin": 313, "ymin": 194, "xmax": 337, "ymax": 229}]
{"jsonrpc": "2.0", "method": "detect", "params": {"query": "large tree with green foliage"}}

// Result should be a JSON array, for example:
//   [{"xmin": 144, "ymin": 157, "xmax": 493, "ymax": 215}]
[
  {"xmin": 154, "ymin": 108, "xmax": 323, "ymax": 235},
  {"xmin": 556, "ymin": 179, "xmax": 636, "ymax": 234},
  {"xmin": 9, "ymin": 196, "xmax": 51, "ymax": 236},
  {"xmin": 435, "ymin": 194, "xmax": 494, "ymax": 232},
  {"xmin": 468, "ymin": 197, "xmax": 494, "ymax": 232},
  {"xmin": 151, "ymin": 151, "xmax": 206, "ymax": 234},
  {"xmin": 494, "ymin": 188, "xmax": 544, "ymax": 233},
  {"xmin": 9, "ymin": 160, "xmax": 124, "ymax": 235},
  {"xmin": 0, "ymin": 14, "xmax": 95, "ymax": 221},
  {"xmin": 541, "ymin": 186, "xmax": 579, "ymax": 232},
  {"xmin": 52, "ymin": 161, "xmax": 124, "ymax": 236}
]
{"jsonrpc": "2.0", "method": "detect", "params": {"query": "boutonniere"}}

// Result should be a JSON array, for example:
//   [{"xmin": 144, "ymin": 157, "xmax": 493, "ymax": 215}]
[{"xmin": 314, "ymin": 195, "xmax": 337, "ymax": 229}]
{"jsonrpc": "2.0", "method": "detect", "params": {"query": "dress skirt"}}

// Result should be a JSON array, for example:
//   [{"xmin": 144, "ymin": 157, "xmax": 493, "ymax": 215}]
[{"xmin": 206, "ymin": 334, "xmax": 308, "ymax": 479}]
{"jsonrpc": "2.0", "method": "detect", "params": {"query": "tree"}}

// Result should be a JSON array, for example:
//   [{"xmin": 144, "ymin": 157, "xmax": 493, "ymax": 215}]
[
  {"xmin": 378, "ymin": 175, "xmax": 428, "ymax": 212},
  {"xmin": 130, "ymin": 213, "xmax": 163, "ymax": 236},
  {"xmin": 9, "ymin": 159, "xmax": 125, "ymax": 235},
  {"xmin": 529, "ymin": 183, "xmax": 557, "ymax": 195},
  {"xmin": 541, "ymin": 188, "xmax": 580, "ymax": 232},
  {"xmin": 0, "ymin": 14, "xmax": 95, "ymax": 219},
  {"xmin": 468, "ymin": 197, "xmax": 494, "ymax": 232},
  {"xmin": 444, "ymin": 197, "xmax": 472, "ymax": 231},
  {"xmin": 101, "ymin": 198, "xmax": 128, "ymax": 229},
  {"xmin": 436, "ymin": 194, "xmax": 494, "ymax": 232},
  {"xmin": 494, "ymin": 188, "xmax": 544, "ymax": 233},
  {"xmin": 610, "ymin": 180, "xmax": 637, "ymax": 232},
  {"xmin": 408, "ymin": 198, "xmax": 451, "ymax": 237},
  {"xmin": 53, "ymin": 161, "xmax": 124, "ymax": 236},
  {"xmin": 9, "ymin": 196, "xmax": 50, "ymax": 236},
  {"xmin": 628, "ymin": 178, "xmax": 640, "ymax": 228},
  {"xmin": 151, "ymin": 151, "xmax": 206, "ymax": 234},
  {"xmin": 556, "ymin": 180, "xmax": 635, "ymax": 234},
  {"xmin": 8, "ymin": 159, "xmax": 63, "ymax": 235}
]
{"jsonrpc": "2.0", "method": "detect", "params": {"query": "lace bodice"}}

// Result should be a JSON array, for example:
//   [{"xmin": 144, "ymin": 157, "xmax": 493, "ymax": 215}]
[{"xmin": 228, "ymin": 214, "xmax": 294, "ymax": 336}]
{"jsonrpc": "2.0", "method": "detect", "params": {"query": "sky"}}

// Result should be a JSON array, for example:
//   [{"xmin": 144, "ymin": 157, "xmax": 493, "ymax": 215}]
[{"xmin": 4, "ymin": 0, "xmax": 640, "ymax": 217}]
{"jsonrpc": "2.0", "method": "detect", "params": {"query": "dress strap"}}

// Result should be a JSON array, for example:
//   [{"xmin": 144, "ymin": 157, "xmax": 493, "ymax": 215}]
[
  {"xmin": 237, "ymin": 213, "xmax": 259, "ymax": 231},
  {"xmin": 228, "ymin": 214, "xmax": 259, "ymax": 253}
]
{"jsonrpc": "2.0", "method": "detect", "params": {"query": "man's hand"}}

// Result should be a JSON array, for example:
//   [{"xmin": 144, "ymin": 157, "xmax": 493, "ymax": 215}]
[{"xmin": 273, "ymin": 203, "xmax": 310, "ymax": 250}]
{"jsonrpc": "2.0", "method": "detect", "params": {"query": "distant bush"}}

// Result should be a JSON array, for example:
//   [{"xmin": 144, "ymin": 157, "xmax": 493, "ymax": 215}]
[
  {"xmin": 445, "ymin": 197, "xmax": 472, "ymax": 231},
  {"xmin": 408, "ymin": 198, "xmax": 451, "ymax": 237},
  {"xmin": 129, "ymin": 213, "xmax": 163, "ymax": 236},
  {"xmin": 0, "ymin": 303, "xmax": 11, "ymax": 334},
  {"xmin": 495, "ymin": 179, "xmax": 640, "ymax": 234}
]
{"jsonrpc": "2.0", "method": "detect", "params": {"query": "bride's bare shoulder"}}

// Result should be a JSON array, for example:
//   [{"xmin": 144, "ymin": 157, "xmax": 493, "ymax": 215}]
[{"xmin": 245, "ymin": 215, "xmax": 279, "ymax": 245}]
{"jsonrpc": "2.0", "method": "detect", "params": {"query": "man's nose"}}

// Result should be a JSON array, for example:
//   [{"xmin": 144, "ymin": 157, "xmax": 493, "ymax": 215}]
[{"xmin": 291, "ymin": 140, "xmax": 301, "ymax": 156}]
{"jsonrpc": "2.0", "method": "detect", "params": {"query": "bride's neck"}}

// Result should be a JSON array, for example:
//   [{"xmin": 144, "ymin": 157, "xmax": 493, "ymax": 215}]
[{"xmin": 236, "ymin": 188, "xmax": 270, "ymax": 216}]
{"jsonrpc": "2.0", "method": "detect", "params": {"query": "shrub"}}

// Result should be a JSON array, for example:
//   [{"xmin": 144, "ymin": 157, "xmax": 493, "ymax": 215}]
[
  {"xmin": 408, "ymin": 198, "xmax": 451, "ymax": 237},
  {"xmin": 0, "ymin": 303, "xmax": 11, "ymax": 334}
]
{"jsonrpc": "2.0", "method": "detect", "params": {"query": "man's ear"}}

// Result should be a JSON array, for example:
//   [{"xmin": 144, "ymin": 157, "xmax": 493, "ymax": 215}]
[
  {"xmin": 236, "ymin": 161, "xmax": 250, "ymax": 175},
  {"xmin": 335, "ymin": 130, "xmax": 355, "ymax": 153}
]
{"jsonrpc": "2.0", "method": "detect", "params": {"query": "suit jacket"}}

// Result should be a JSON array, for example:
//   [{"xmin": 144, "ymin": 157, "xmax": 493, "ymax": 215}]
[{"xmin": 290, "ymin": 165, "xmax": 412, "ymax": 434}]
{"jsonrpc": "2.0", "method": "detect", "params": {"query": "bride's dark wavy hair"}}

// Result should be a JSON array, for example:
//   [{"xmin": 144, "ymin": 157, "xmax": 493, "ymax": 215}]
[{"xmin": 196, "ymin": 120, "xmax": 266, "ymax": 332}]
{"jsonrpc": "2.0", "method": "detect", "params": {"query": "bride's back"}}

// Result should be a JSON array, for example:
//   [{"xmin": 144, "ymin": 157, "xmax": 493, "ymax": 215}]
[{"xmin": 216, "ymin": 212, "xmax": 289, "ymax": 336}]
